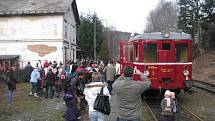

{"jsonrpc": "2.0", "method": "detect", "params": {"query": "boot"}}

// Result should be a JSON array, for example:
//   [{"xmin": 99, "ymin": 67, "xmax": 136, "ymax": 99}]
[
  {"xmin": 34, "ymin": 93, "xmax": 39, "ymax": 98},
  {"xmin": 29, "ymin": 91, "xmax": 33, "ymax": 96}
]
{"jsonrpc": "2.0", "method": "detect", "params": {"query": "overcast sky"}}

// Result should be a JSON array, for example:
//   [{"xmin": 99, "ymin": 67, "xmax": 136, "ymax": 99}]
[{"xmin": 76, "ymin": 0, "xmax": 163, "ymax": 33}]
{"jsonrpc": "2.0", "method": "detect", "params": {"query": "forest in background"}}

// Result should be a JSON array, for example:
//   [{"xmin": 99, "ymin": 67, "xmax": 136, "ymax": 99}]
[{"xmin": 77, "ymin": 0, "xmax": 214, "ymax": 61}]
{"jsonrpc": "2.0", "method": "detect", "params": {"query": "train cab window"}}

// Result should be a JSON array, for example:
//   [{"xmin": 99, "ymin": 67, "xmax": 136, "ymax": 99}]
[
  {"xmin": 123, "ymin": 45, "xmax": 134, "ymax": 62},
  {"xmin": 176, "ymin": 43, "xmax": 188, "ymax": 62},
  {"xmin": 162, "ymin": 43, "xmax": 170, "ymax": 50},
  {"xmin": 144, "ymin": 43, "xmax": 157, "ymax": 62}
]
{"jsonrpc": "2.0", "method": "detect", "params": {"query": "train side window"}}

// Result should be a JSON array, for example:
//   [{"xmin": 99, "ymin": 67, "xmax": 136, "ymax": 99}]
[
  {"xmin": 162, "ymin": 43, "xmax": 170, "ymax": 50},
  {"xmin": 144, "ymin": 43, "xmax": 157, "ymax": 62},
  {"xmin": 176, "ymin": 43, "xmax": 188, "ymax": 62}
]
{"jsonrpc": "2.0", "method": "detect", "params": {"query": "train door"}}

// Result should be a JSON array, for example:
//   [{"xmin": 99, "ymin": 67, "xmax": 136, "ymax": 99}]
[{"xmin": 157, "ymin": 41, "xmax": 176, "ymax": 88}]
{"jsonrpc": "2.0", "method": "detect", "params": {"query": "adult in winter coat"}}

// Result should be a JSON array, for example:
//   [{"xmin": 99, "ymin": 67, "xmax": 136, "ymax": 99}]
[
  {"xmin": 45, "ymin": 68, "xmax": 56, "ymax": 99},
  {"xmin": 84, "ymin": 68, "xmax": 111, "ymax": 121},
  {"xmin": 24, "ymin": 62, "xmax": 33, "ymax": 82},
  {"xmin": 6, "ymin": 68, "xmax": 17, "ymax": 104},
  {"xmin": 103, "ymin": 61, "xmax": 115, "ymax": 95},
  {"xmin": 30, "ymin": 68, "xmax": 41, "ymax": 97},
  {"xmin": 112, "ymin": 66, "xmax": 151, "ymax": 121}
]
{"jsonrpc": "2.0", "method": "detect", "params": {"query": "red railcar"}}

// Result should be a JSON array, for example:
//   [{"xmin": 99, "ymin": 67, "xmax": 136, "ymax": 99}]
[{"xmin": 120, "ymin": 32, "xmax": 193, "ymax": 93}]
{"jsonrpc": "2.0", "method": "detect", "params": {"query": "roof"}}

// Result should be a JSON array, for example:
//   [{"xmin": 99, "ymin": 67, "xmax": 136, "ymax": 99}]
[
  {"xmin": 0, "ymin": 0, "xmax": 80, "ymax": 24},
  {"xmin": 129, "ymin": 32, "xmax": 192, "ymax": 41},
  {"xmin": 0, "ymin": 55, "xmax": 20, "ymax": 60}
]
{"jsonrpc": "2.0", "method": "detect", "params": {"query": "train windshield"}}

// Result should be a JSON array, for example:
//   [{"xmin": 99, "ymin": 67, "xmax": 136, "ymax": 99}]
[
  {"xmin": 176, "ymin": 43, "xmax": 188, "ymax": 62},
  {"xmin": 144, "ymin": 43, "xmax": 157, "ymax": 62}
]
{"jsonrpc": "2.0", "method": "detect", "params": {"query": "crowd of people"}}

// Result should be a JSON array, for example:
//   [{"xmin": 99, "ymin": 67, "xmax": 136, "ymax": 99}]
[{"xmin": 2, "ymin": 59, "xmax": 179, "ymax": 121}]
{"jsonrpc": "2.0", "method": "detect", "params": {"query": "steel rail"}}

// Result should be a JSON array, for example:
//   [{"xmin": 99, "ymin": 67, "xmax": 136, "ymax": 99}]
[
  {"xmin": 194, "ymin": 80, "xmax": 215, "ymax": 87},
  {"xmin": 193, "ymin": 80, "xmax": 215, "ymax": 94},
  {"xmin": 144, "ymin": 101, "xmax": 159, "ymax": 121},
  {"xmin": 178, "ymin": 103, "xmax": 204, "ymax": 121}
]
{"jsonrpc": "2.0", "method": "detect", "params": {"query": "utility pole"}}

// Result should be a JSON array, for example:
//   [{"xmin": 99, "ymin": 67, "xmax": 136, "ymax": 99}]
[{"xmin": 94, "ymin": 16, "xmax": 97, "ymax": 60}]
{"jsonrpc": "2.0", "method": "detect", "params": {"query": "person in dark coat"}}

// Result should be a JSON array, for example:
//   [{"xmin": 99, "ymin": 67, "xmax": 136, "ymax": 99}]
[
  {"xmin": 45, "ymin": 68, "xmax": 56, "ymax": 99},
  {"xmin": 7, "ymin": 68, "xmax": 17, "ymax": 104},
  {"xmin": 63, "ymin": 73, "xmax": 81, "ymax": 121},
  {"xmin": 24, "ymin": 62, "xmax": 33, "ymax": 82}
]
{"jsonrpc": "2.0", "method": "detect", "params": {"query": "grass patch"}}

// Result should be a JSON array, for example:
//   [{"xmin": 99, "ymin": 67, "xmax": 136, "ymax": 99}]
[{"xmin": 0, "ymin": 83, "xmax": 65, "ymax": 121}]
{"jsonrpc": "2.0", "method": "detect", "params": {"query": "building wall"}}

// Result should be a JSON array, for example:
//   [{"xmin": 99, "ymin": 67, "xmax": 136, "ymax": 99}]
[
  {"xmin": 63, "ymin": 4, "xmax": 77, "ymax": 63},
  {"xmin": 0, "ymin": 15, "xmax": 63, "ymax": 40},
  {"xmin": 0, "ymin": 42, "xmax": 63, "ymax": 68},
  {"xmin": 0, "ymin": 15, "xmax": 64, "ymax": 68}
]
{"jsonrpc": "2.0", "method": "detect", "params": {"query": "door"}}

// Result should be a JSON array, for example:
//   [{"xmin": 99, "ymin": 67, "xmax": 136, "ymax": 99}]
[{"xmin": 157, "ymin": 41, "xmax": 176, "ymax": 86}]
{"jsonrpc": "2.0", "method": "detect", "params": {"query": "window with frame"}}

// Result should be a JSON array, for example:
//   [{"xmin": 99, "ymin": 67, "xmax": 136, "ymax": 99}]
[
  {"xmin": 144, "ymin": 43, "xmax": 157, "ymax": 62},
  {"xmin": 64, "ymin": 25, "xmax": 67, "ymax": 38},
  {"xmin": 134, "ymin": 44, "xmax": 139, "ymax": 62},
  {"xmin": 176, "ymin": 43, "xmax": 188, "ymax": 62},
  {"xmin": 162, "ymin": 43, "xmax": 170, "ymax": 50},
  {"xmin": 123, "ymin": 44, "xmax": 134, "ymax": 62}
]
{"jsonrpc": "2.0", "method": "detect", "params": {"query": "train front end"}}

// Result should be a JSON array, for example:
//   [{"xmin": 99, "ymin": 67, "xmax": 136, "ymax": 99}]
[{"xmin": 120, "ymin": 32, "xmax": 193, "ymax": 93}]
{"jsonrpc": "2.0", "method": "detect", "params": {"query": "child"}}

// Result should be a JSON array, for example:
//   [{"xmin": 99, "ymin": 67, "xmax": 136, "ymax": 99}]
[
  {"xmin": 63, "ymin": 76, "xmax": 81, "ymax": 121},
  {"xmin": 161, "ymin": 90, "xmax": 173, "ymax": 121},
  {"xmin": 171, "ymin": 92, "xmax": 178, "ymax": 121}
]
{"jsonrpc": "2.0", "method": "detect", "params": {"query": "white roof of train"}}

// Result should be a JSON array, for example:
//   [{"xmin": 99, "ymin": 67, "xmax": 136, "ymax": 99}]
[{"xmin": 129, "ymin": 32, "xmax": 192, "ymax": 41}]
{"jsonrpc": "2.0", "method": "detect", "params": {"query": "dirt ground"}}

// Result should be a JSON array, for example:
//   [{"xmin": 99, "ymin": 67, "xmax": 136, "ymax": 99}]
[
  {"xmin": 0, "ymin": 83, "xmax": 65, "ymax": 121},
  {"xmin": 192, "ymin": 51, "xmax": 215, "ymax": 84},
  {"xmin": 185, "ymin": 50, "xmax": 215, "ymax": 121}
]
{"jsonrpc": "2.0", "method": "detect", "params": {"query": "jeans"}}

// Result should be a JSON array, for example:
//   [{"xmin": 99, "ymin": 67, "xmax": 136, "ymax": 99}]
[
  {"xmin": 117, "ymin": 117, "xmax": 140, "ymax": 121},
  {"xmin": 46, "ymin": 85, "xmax": 54, "ymax": 99},
  {"xmin": 8, "ymin": 90, "xmax": 13, "ymax": 104},
  {"xmin": 31, "ymin": 82, "xmax": 37, "ymax": 93},
  {"xmin": 107, "ymin": 80, "xmax": 114, "ymax": 94},
  {"xmin": 89, "ymin": 111, "xmax": 107, "ymax": 121}
]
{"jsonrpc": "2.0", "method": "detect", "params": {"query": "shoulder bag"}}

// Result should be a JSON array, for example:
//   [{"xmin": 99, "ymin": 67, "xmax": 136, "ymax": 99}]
[{"xmin": 93, "ymin": 87, "xmax": 111, "ymax": 115}]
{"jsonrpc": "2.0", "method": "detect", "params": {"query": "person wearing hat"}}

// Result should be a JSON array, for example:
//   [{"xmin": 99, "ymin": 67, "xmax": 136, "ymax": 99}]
[
  {"xmin": 84, "ymin": 68, "xmax": 110, "ymax": 121},
  {"xmin": 112, "ymin": 66, "xmax": 151, "ymax": 121},
  {"xmin": 161, "ymin": 90, "xmax": 173, "ymax": 121}
]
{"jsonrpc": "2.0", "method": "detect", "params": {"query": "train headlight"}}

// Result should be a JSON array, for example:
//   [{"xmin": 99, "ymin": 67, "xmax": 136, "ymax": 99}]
[
  {"xmin": 183, "ymin": 70, "xmax": 189, "ymax": 76},
  {"xmin": 162, "ymin": 31, "xmax": 170, "ymax": 38},
  {"xmin": 144, "ymin": 70, "xmax": 150, "ymax": 77}
]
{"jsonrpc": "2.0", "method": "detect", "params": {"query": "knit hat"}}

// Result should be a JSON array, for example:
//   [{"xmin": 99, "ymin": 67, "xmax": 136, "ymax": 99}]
[
  {"xmin": 123, "ymin": 66, "xmax": 134, "ymax": 77},
  {"xmin": 171, "ymin": 92, "xmax": 175, "ymax": 98},
  {"xmin": 164, "ymin": 90, "xmax": 171, "ymax": 96}
]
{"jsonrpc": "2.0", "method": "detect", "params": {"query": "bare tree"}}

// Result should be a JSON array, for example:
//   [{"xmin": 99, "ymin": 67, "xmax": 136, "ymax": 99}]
[{"xmin": 144, "ymin": 0, "xmax": 178, "ymax": 32}]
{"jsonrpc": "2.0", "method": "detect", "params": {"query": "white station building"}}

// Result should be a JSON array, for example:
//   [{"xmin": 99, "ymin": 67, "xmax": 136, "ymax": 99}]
[{"xmin": 0, "ymin": 0, "xmax": 80, "ymax": 68}]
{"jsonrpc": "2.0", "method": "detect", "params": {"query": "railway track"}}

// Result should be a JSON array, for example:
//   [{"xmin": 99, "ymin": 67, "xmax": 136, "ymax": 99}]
[
  {"xmin": 193, "ymin": 80, "xmax": 215, "ymax": 94},
  {"xmin": 144, "ymin": 98, "xmax": 204, "ymax": 121}
]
